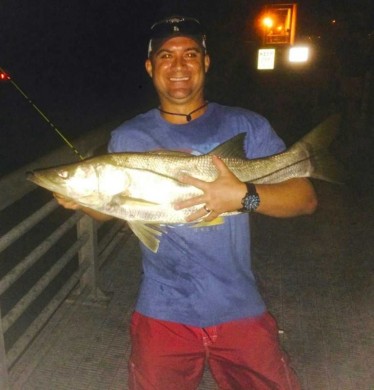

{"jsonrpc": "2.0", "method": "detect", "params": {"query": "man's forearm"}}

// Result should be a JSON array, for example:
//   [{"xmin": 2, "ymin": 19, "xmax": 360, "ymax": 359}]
[
  {"xmin": 254, "ymin": 178, "xmax": 317, "ymax": 218},
  {"xmin": 174, "ymin": 157, "xmax": 318, "ymax": 222}
]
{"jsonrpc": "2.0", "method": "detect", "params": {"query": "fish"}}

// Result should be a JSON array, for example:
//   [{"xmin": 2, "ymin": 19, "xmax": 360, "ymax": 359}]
[{"xmin": 27, "ymin": 115, "xmax": 343, "ymax": 252}]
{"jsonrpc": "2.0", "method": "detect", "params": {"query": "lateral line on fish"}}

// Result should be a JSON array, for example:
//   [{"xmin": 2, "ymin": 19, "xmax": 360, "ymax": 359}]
[{"xmin": 249, "ymin": 151, "xmax": 325, "ymax": 183}]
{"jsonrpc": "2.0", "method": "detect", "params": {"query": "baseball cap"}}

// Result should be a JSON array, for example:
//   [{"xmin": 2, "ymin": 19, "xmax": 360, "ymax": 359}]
[{"xmin": 148, "ymin": 16, "xmax": 207, "ymax": 57}]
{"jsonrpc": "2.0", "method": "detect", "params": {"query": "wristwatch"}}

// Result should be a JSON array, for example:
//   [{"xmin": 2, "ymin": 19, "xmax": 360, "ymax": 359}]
[{"xmin": 238, "ymin": 182, "xmax": 260, "ymax": 213}]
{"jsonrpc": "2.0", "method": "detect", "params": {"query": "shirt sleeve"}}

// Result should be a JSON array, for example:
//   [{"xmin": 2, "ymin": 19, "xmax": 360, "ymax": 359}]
[
  {"xmin": 108, "ymin": 126, "xmax": 152, "ymax": 153},
  {"xmin": 244, "ymin": 113, "xmax": 286, "ymax": 159}
]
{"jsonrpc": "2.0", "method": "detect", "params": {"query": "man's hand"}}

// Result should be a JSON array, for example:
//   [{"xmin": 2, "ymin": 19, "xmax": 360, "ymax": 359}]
[
  {"xmin": 174, "ymin": 155, "xmax": 247, "ymax": 222},
  {"xmin": 53, "ymin": 192, "xmax": 113, "ymax": 221},
  {"xmin": 174, "ymin": 155, "xmax": 318, "ymax": 222}
]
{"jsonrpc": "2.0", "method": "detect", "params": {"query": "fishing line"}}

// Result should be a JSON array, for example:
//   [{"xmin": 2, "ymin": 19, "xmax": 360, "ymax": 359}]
[{"xmin": 0, "ymin": 67, "xmax": 84, "ymax": 160}]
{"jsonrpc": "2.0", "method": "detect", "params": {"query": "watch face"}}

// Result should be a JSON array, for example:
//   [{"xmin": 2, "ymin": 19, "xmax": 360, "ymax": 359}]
[{"xmin": 244, "ymin": 194, "xmax": 260, "ymax": 212}]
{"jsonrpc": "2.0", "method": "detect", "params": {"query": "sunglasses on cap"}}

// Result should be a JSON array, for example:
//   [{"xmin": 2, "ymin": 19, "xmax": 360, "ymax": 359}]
[{"xmin": 150, "ymin": 16, "xmax": 204, "ymax": 40}]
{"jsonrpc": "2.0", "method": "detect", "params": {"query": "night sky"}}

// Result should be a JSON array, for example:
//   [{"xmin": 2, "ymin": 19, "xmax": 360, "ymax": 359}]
[{"xmin": 0, "ymin": 0, "xmax": 373, "ymax": 175}]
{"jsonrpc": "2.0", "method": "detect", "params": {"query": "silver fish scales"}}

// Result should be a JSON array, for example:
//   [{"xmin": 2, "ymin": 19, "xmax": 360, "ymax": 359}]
[{"xmin": 27, "ymin": 115, "xmax": 343, "ymax": 252}]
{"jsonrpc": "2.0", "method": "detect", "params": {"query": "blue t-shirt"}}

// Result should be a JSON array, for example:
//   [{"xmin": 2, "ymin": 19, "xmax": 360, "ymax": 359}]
[{"xmin": 109, "ymin": 103, "xmax": 285, "ymax": 327}]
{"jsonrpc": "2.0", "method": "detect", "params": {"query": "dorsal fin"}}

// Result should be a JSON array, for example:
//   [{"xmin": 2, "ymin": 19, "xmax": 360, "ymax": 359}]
[{"xmin": 207, "ymin": 133, "xmax": 247, "ymax": 159}]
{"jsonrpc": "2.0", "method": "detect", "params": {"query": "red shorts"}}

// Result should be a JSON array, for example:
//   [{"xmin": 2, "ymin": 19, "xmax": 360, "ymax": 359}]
[{"xmin": 129, "ymin": 311, "xmax": 301, "ymax": 389}]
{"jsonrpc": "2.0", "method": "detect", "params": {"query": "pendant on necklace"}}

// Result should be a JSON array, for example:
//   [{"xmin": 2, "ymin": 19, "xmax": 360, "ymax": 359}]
[{"xmin": 158, "ymin": 101, "xmax": 209, "ymax": 122}]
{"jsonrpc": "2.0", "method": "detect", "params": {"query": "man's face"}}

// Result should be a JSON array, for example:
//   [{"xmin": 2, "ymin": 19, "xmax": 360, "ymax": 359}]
[{"xmin": 145, "ymin": 36, "xmax": 210, "ymax": 106}]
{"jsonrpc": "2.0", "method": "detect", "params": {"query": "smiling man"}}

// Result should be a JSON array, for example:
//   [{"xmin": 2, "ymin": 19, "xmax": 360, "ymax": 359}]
[
  {"xmin": 55, "ymin": 15, "xmax": 316, "ymax": 389},
  {"xmin": 145, "ymin": 32, "xmax": 210, "ymax": 113}
]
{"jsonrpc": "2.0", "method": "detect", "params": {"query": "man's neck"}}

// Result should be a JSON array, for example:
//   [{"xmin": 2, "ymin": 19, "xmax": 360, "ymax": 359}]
[{"xmin": 158, "ymin": 99, "xmax": 208, "ymax": 124}]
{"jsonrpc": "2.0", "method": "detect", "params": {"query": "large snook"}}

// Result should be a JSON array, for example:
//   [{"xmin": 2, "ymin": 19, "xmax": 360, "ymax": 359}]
[{"xmin": 27, "ymin": 115, "xmax": 343, "ymax": 252}]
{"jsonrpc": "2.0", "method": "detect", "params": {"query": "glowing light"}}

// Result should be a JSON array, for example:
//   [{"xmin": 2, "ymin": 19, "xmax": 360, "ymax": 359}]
[
  {"xmin": 0, "ymin": 71, "xmax": 10, "ymax": 81},
  {"xmin": 257, "ymin": 48, "xmax": 275, "ymax": 70},
  {"xmin": 289, "ymin": 46, "xmax": 310, "ymax": 63},
  {"xmin": 262, "ymin": 17, "xmax": 274, "ymax": 29}
]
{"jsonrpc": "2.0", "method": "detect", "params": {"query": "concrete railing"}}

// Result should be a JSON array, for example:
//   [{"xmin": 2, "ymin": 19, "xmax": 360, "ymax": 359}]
[{"xmin": 0, "ymin": 120, "xmax": 128, "ymax": 389}]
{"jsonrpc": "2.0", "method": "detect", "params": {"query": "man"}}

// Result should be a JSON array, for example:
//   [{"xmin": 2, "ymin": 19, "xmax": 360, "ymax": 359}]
[{"xmin": 56, "ymin": 16, "xmax": 317, "ymax": 389}]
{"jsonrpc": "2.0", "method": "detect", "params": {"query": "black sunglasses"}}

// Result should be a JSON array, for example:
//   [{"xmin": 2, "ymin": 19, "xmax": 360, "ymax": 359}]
[{"xmin": 150, "ymin": 16, "xmax": 204, "ymax": 40}]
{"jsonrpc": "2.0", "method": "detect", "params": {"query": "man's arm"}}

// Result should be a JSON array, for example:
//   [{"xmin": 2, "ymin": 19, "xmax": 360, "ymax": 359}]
[
  {"xmin": 174, "ymin": 155, "xmax": 318, "ymax": 222},
  {"xmin": 53, "ymin": 193, "xmax": 113, "ymax": 222}
]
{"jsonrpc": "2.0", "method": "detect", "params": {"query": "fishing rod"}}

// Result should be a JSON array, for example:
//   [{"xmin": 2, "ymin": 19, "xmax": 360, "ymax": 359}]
[{"xmin": 0, "ymin": 67, "xmax": 84, "ymax": 160}]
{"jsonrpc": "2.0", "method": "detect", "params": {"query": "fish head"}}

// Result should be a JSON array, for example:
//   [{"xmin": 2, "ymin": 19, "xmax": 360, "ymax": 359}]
[{"xmin": 27, "ymin": 160, "xmax": 131, "ymax": 207}]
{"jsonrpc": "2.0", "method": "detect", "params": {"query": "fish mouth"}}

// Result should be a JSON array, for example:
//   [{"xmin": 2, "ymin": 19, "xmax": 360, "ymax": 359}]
[
  {"xmin": 26, "ymin": 171, "xmax": 59, "ymax": 191},
  {"xmin": 26, "ymin": 171, "xmax": 34, "ymax": 181},
  {"xmin": 26, "ymin": 171, "xmax": 42, "ymax": 185}
]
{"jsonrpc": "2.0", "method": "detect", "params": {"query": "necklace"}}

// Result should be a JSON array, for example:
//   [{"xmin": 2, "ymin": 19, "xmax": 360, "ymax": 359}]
[{"xmin": 158, "ymin": 101, "xmax": 209, "ymax": 122}]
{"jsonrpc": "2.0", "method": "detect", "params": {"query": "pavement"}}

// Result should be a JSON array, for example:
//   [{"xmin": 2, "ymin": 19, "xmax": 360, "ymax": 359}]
[{"xmin": 8, "ymin": 178, "xmax": 374, "ymax": 390}]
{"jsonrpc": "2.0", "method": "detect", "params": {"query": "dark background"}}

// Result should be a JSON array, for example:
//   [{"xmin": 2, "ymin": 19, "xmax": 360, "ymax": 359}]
[{"xmin": 1, "ymin": 0, "xmax": 373, "ymax": 176}]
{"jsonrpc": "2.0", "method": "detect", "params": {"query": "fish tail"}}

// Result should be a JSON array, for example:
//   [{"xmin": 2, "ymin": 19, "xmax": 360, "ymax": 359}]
[
  {"xmin": 298, "ymin": 114, "xmax": 341, "ymax": 150},
  {"xmin": 291, "ymin": 114, "xmax": 345, "ymax": 183},
  {"xmin": 309, "ymin": 150, "xmax": 345, "ymax": 183}
]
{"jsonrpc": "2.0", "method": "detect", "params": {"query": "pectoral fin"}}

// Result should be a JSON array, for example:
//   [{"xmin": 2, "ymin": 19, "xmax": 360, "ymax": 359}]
[
  {"xmin": 193, "ymin": 216, "xmax": 225, "ymax": 227},
  {"xmin": 147, "ymin": 150, "xmax": 192, "ymax": 157},
  {"xmin": 127, "ymin": 221, "xmax": 164, "ymax": 253}
]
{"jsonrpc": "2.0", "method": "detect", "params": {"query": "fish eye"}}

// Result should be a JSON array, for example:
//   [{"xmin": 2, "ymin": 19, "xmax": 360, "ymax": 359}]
[{"xmin": 58, "ymin": 170, "xmax": 69, "ymax": 179}]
